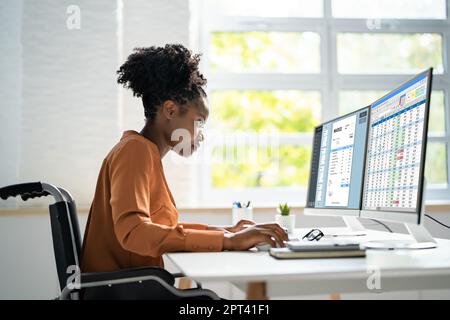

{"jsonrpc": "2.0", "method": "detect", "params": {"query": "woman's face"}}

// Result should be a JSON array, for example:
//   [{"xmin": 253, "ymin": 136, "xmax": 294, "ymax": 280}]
[{"xmin": 166, "ymin": 97, "xmax": 209, "ymax": 157}]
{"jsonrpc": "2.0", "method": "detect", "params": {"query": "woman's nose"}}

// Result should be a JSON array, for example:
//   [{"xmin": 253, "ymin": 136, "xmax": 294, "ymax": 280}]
[{"xmin": 198, "ymin": 131, "xmax": 204, "ymax": 142}]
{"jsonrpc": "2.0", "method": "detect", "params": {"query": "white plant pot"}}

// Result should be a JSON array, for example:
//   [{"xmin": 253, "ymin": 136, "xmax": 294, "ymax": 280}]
[{"xmin": 275, "ymin": 214, "xmax": 296, "ymax": 234}]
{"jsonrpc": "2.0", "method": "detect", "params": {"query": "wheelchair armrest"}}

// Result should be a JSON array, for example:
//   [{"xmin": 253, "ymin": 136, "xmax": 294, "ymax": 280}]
[
  {"xmin": 60, "ymin": 266, "xmax": 175, "ymax": 300},
  {"xmin": 59, "ymin": 267, "xmax": 218, "ymax": 300},
  {"xmin": 80, "ymin": 266, "xmax": 175, "ymax": 286}
]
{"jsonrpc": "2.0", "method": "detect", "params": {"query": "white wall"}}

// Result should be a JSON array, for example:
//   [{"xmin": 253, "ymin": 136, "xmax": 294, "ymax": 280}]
[
  {"xmin": 0, "ymin": 0, "xmax": 120, "ymax": 209},
  {"xmin": 0, "ymin": 213, "xmax": 59, "ymax": 299},
  {"xmin": 19, "ymin": 0, "xmax": 120, "ymax": 208},
  {"xmin": 0, "ymin": 0, "xmax": 23, "ymax": 208}
]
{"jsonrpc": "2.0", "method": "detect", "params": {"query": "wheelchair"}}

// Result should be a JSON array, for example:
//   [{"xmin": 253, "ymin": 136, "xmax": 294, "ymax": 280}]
[{"xmin": 0, "ymin": 182, "xmax": 219, "ymax": 300}]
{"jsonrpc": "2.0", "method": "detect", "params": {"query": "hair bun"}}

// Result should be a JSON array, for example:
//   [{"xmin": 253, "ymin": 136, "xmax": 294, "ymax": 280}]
[{"xmin": 116, "ymin": 44, "xmax": 207, "ymax": 119}]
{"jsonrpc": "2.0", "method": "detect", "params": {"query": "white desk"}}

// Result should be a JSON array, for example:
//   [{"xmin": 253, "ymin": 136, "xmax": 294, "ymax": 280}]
[{"xmin": 165, "ymin": 228, "xmax": 450, "ymax": 299}]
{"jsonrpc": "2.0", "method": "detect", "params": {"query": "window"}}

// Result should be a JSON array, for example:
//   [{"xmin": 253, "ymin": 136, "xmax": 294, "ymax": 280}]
[
  {"xmin": 332, "ymin": 0, "xmax": 447, "ymax": 20},
  {"xmin": 196, "ymin": 0, "xmax": 450, "ymax": 205},
  {"xmin": 209, "ymin": 90, "xmax": 320, "ymax": 190},
  {"xmin": 210, "ymin": 32, "xmax": 321, "ymax": 73},
  {"xmin": 207, "ymin": 0, "xmax": 323, "ymax": 18},
  {"xmin": 337, "ymin": 33, "xmax": 444, "ymax": 74}
]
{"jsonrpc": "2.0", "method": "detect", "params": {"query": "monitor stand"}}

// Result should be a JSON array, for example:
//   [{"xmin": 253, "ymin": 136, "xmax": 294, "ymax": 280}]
[
  {"xmin": 361, "ymin": 185, "xmax": 437, "ymax": 250},
  {"xmin": 361, "ymin": 222, "xmax": 437, "ymax": 250},
  {"xmin": 325, "ymin": 216, "xmax": 367, "ymax": 237}
]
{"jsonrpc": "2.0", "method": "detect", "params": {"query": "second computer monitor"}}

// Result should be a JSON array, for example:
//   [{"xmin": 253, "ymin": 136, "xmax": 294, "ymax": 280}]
[
  {"xmin": 305, "ymin": 106, "xmax": 370, "ymax": 216},
  {"xmin": 361, "ymin": 68, "xmax": 433, "ymax": 224}
]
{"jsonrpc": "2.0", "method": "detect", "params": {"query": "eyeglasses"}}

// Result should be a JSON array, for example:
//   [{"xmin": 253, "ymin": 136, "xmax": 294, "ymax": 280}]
[
  {"xmin": 195, "ymin": 119, "xmax": 205, "ymax": 129},
  {"xmin": 302, "ymin": 229, "xmax": 324, "ymax": 241}
]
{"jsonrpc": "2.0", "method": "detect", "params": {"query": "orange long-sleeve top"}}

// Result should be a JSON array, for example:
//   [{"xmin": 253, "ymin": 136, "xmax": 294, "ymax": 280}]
[{"xmin": 81, "ymin": 130, "xmax": 224, "ymax": 272}]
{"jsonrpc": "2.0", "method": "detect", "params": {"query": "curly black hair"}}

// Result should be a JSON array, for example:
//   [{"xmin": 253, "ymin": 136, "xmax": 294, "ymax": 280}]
[{"xmin": 117, "ymin": 44, "xmax": 207, "ymax": 120}]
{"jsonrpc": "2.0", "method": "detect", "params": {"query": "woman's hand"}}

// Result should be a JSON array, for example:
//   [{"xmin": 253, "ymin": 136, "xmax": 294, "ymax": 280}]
[
  {"xmin": 222, "ymin": 223, "xmax": 289, "ymax": 251},
  {"xmin": 224, "ymin": 219, "xmax": 255, "ymax": 233}
]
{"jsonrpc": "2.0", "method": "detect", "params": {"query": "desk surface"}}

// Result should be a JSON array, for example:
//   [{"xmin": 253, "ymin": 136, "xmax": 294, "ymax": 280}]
[{"xmin": 165, "ymin": 228, "xmax": 450, "ymax": 297}]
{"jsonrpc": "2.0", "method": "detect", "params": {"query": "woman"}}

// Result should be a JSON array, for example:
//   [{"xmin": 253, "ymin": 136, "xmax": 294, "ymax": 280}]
[{"xmin": 81, "ymin": 44, "xmax": 287, "ymax": 273}]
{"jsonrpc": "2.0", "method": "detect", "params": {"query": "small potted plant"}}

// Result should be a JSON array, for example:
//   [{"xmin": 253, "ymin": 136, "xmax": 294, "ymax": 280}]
[{"xmin": 275, "ymin": 203, "xmax": 296, "ymax": 234}]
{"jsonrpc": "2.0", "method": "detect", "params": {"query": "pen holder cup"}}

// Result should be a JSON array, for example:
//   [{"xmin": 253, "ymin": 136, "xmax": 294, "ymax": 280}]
[{"xmin": 232, "ymin": 207, "xmax": 253, "ymax": 225}]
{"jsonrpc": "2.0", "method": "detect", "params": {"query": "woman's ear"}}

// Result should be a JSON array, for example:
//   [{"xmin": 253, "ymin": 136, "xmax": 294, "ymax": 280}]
[{"xmin": 161, "ymin": 100, "xmax": 177, "ymax": 120}]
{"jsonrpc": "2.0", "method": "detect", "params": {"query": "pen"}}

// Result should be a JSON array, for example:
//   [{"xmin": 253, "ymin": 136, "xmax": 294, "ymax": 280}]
[{"xmin": 233, "ymin": 201, "xmax": 242, "ymax": 208}]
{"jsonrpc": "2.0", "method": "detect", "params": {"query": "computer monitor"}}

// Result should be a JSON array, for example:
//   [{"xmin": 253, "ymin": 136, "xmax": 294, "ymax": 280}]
[
  {"xmin": 304, "ymin": 107, "xmax": 370, "ymax": 236},
  {"xmin": 360, "ymin": 68, "xmax": 437, "ymax": 249}
]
